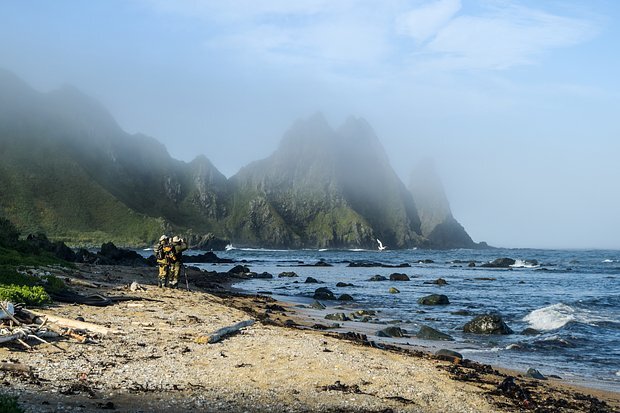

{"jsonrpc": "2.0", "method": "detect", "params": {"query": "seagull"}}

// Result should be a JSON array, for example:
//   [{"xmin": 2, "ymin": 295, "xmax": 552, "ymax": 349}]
[{"xmin": 377, "ymin": 239, "xmax": 387, "ymax": 251}]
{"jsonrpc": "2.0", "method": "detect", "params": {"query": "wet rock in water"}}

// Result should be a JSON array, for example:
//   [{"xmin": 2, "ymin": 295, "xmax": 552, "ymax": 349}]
[
  {"xmin": 417, "ymin": 259, "xmax": 434, "ymax": 264},
  {"xmin": 310, "ymin": 300, "xmax": 326, "ymax": 310},
  {"xmin": 481, "ymin": 257, "xmax": 516, "ymax": 268},
  {"xmin": 417, "ymin": 294, "xmax": 450, "ymax": 305},
  {"xmin": 521, "ymin": 328, "xmax": 540, "ymax": 336},
  {"xmin": 376, "ymin": 326, "xmax": 406, "ymax": 338},
  {"xmin": 463, "ymin": 314, "xmax": 513, "ymax": 335},
  {"xmin": 526, "ymin": 368, "xmax": 547, "ymax": 380},
  {"xmin": 325, "ymin": 313, "xmax": 349, "ymax": 321},
  {"xmin": 368, "ymin": 275, "xmax": 387, "ymax": 281},
  {"xmin": 304, "ymin": 277, "xmax": 320, "ymax": 283},
  {"xmin": 424, "ymin": 278, "xmax": 448, "ymax": 285},
  {"xmin": 416, "ymin": 325, "xmax": 454, "ymax": 341},
  {"xmin": 451, "ymin": 310, "xmax": 471, "ymax": 316},
  {"xmin": 468, "ymin": 262, "xmax": 476, "ymax": 267},
  {"xmin": 350, "ymin": 310, "xmax": 376, "ymax": 317},
  {"xmin": 435, "ymin": 349, "xmax": 463, "ymax": 363},
  {"xmin": 313, "ymin": 287, "xmax": 336, "ymax": 300},
  {"xmin": 389, "ymin": 273, "xmax": 410, "ymax": 281},
  {"xmin": 185, "ymin": 251, "xmax": 234, "ymax": 263},
  {"xmin": 337, "ymin": 294, "xmax": 354, "ymax": 301},
  {"xmin": 336, "ymin": 282, "xmax": 354, "ymax": 287},
  {"xmin": 300, "ymin": 260, "xmax": 332, "ymax": 267},
  {"xmin": 388, "ymin": 287, "xmax": 400, "ymax": 294},
  {"xmin": 278, "ymin": 271, "xmax": 298, "ymax": 278},
  {"xmin": 252, "ymin": 272, "xmax": 273, "ymax": 279},
  {"xmin": 228, "ymin": 265, "xmax": 250, "ymax": 274}
]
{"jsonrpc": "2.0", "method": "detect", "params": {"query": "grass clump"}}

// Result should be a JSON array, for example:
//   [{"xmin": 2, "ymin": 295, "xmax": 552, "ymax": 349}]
[
  {"xmin": 0, "ymin": 284, "xmax": 50, "ymax": 306},
  {"xmin": 0, "ymin": 394, "xmax": 24, "ymax": 413}
]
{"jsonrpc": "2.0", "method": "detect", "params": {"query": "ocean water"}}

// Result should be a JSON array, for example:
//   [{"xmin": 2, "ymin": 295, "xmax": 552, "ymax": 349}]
[{"xmin": 189, "ymin": 248, "xmax": 620, "ymax": 392}]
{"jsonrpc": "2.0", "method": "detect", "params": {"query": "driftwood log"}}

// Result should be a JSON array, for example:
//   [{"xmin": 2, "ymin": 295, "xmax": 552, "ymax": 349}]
[
  {"xmin": 21, "ymin": 309, "xmax": 120, "ymax": 336},
  {"xmin": 203, "ymin": 320, "xmax": 255, "ymax": 344}
]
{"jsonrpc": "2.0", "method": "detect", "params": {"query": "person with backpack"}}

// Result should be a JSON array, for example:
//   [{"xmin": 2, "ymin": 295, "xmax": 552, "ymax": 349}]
[
  {"xmin": 168, "ymin": 235, "xmax": 188, "ymax": 289},
  {"xmin": 155, "ymin": 235, "xmax": 172, "ymax": 288}
]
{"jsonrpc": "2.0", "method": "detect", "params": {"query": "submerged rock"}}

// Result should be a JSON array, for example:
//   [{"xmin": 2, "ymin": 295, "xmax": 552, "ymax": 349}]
[
  {"xmin": 278, "ymin": 271, "xmax": 298, "ymax": 278},
  {"xmin": 336, "ymin": 282, "xmax": 354, "ymax": 287},
  {"xmin": 337, "ymin": 294, "xmax": 354, "ymax": 301},
  {"xmin": 368, "ymin": 275, "xmax": 387, "ymax": 281},
  {"xmin": 424, "ymin": 278, "xmax": 448, "ymax": 285}
]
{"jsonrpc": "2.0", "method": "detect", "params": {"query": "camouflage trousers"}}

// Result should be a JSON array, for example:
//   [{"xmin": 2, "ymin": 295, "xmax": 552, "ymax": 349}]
[
  {"xmin": 158, "ymin": 263, "xmax": 169, "ymax": 287},
  {"xmin": 169, "ymin": 262, "xmax": 182, "ymax": 288}
]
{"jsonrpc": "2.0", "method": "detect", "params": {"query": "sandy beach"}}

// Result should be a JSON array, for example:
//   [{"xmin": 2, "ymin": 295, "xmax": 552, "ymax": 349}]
[{"xmin": 1, "ymin": 263, "xmax": 618, "ymax": 412}]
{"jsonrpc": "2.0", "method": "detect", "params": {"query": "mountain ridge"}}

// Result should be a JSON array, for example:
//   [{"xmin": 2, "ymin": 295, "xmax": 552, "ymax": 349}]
[{"xmin": 0, "ymin": 70, "xmax": 484, "ymax": 249}]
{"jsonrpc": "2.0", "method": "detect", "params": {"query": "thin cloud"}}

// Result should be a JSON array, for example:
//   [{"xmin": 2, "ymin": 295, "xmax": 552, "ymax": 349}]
[{"xmin": 396, "ymin": 0, "xmax": 462, "ymax": 43}]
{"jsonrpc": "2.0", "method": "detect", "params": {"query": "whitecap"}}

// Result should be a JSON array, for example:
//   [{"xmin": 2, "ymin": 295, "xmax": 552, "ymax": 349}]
[
  {"xmin": 603, "ymin": 259, "xmax": 615, "ymax": 263},
  {"xmin": 510, "ymin": 259, "xmax": 539, "ymax": 268},
  {"xmin": 225, "ymin": 244, "xmax": 234, "ymax": 251},
  {"xmin": 523, "ymin": 303, "xmax": 576, "ymax": 330}
]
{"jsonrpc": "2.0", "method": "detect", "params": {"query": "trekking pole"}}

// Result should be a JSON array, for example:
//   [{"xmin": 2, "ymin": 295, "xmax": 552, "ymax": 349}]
[{"xmin": 184, "ymin": 264, "xmax": 190, "ymax": 291}]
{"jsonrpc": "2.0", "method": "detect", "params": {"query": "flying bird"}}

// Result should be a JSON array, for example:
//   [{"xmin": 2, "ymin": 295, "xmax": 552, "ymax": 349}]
[{"xmin": 377, "ymin": 239, "xmax": 386, "ymax": 251}]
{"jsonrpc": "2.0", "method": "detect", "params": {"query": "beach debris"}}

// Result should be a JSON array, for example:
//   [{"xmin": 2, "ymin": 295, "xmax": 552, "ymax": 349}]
[
  {"xmin": 196, "ymin": 319, "xmax": 255, "ymax": 344},
  {"xmin": 494, "ymin": 376, "xmax": 533, "ymax": 408},
  {"xmin": 417, "ymin": 294, "xmax": 450, "ymax": 306},
  {"xmin": 21, "ymin": 309, "xmax": 120, "ymax": 336},
  {"xmin": 319, "ymin": 380, "xmax": 362, "ymax": 394},
  {"xmin": 463, "ymin": 314, "xmax": 513, "ymax": 335},
  {"xmin": 129, "ymin": 281, "xmax": 146, "ymax": 291}
]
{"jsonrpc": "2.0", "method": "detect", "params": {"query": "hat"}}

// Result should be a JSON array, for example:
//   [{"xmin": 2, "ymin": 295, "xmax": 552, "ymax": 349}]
[
  {"xmin": 172, "ymin": 236, "xmax": 180, "ymax": 243},
  {"xmin": 159, "ymin": 235, "xmax": 168, "ymax": 242}
]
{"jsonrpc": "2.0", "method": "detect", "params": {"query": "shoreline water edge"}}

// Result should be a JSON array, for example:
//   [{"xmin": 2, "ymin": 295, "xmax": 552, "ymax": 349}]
[{"xmin": 1, "ymin": 254, "xmax": 618, "ymax": 412}]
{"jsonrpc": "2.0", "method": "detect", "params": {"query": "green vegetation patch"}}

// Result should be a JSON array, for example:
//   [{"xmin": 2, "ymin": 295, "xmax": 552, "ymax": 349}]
[
  {"xmin": 0, "ymin": 284, "xmax": 50, "ymax": 306},
  {"xmin": 0, "ymin": 394, "xmax": 24, "ymax": 413}
]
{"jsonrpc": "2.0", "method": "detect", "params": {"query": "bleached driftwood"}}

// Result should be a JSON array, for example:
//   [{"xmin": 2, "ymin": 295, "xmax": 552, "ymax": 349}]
[
  {"xmin": 205, "ymin": 319, "xmax": 255, "ymax": 344},
  {"xmin": 21, "ymin": 309, "xmax": 120, "ymax": 336}
]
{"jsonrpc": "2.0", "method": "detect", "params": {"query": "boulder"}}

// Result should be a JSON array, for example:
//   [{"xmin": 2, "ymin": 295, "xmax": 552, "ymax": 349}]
[
  {"xmin": 388, "ymin": 287, "xmax": 400, "ymax": 294},
  {"xmin": 278, "ymin": 271, "xmax": 298, "ymax": 278},
  {"xmin": 481, "ymin": 258, "xmax": 516, "ymax": 268},
  {"xmin": 304, "ymin": 277, "xmax": 320, "ymax": 284},
  {"xmin": 336, "ymin": 282, "xmax": 354, "ymax": 287},
  {"xmin": 417, "ymin": 294, "xmax": 450, "ymax": 305},
  {"xmin": 389, "ymin": 273, "xmax": 410, "ymax": 281},
  {"xmin": 526, "ymin": 368, "xmax": 547, "ymax": 380},
  {"xmin": 435, "ymin": 349, "xmax": 463, "ymax": 364},
  {"xmin": 337, "ymin": 294, "xmax": 354, "ymax": 301},
  {"xmin": 98, "ymin": 242, "xmax": 148, "ymax": 266},
  {"xmin": 463, "ymin": 314, "xmax": 513, "ymax": 335},
  {"xmin": 376, "ymin": 326, "xmax": 405, "ymax": 338},
  {"xmin": 368, "ymin": 275, "xmax": 387, "ymax": 281},
  {"xmin": 228, "ymin": 265, "xmax": 250, "ymax": 274},
  {"xmin": 185, "ymin": 251, "xmax": 234, "ymax": 263},
  {"xmin": 309, "ymin": 300, "xmax": 326, "ymax": 310},
  {"xmin": 416, "ymin": 325, "xmax": 453, "ymax": 341},
  {"xmin": 252, "ymin": 272, "xmax": 274, "ymax": 279},
  {"xmin": 313, "ymin": 287, "xmax": 336, "ymax": 300},
  {"xmin": 325, "ymin": 313, "xmax": 349, "ymax": 321}
]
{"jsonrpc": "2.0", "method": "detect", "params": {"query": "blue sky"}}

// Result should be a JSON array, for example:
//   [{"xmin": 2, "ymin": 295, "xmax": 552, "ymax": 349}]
[{"xmin": 1, "ymin": 0, "xmax": 619, "ymax": 249}]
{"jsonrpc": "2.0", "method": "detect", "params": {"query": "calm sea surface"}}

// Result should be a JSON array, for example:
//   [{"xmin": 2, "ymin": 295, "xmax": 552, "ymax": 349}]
[{"xmin": 189, "ymin": 247, "xmax": 620, "ymax": 392}]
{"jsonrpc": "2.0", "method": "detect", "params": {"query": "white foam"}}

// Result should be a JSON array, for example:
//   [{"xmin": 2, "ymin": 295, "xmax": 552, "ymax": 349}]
[
  {"xmin": 225, "ymin": 244, "xmax": 234, "ymax": 251},
  {"xmin": 523, "ymin": 303, "xmax": 576, "ymax": 330},
  {"xmin": 510, "ymin": 259, "xmax": 539, "ymax": 268},
  {"xmin": 602, "ymin": 259, "xmax": 615, "ymax": 263}
]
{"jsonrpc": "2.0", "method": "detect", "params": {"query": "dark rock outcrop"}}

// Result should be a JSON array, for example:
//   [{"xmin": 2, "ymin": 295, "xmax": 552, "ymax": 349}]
[
  {"xmin": 313, "ymin": 287, "xmax": 336, "ymax": 300},
  {"xmin": 463, "ymin": 314, "xmax": 513, "ymax": 335},
  {"xmin": 389, "ymin": 273, "xmax": 410, "ymax": 281},
  {"xmin": 481, "ymin": 258, "xmax": 516, "ymax": 268},
  {"xmin": 376, "ymin": 326, "xmax": 406, "ymax": 338},
  {"xmin": 416, "ymin": 325, "xmax": 453, "ymax": 341},
  {"xmin": 417, "ymin": 294, "xmax": 450, "ymax": 305}
]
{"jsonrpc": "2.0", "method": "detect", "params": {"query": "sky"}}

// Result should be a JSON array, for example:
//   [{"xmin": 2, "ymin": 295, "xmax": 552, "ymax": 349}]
[{"xmin": 1, "ymin": 0, "xmax": 619, "ymax": 249}]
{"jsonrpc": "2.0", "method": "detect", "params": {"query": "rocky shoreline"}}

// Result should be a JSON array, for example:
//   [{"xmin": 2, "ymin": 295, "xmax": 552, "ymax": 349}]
[{"xmin": 1, "ymin": 263, "xmax": 618, "ymax": 412}]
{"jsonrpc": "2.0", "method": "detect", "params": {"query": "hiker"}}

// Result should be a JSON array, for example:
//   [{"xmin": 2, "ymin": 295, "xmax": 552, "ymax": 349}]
[
  {"xmin": 168, "ymin": 235, "xmax": 188, "ymax": 289},
  {"xmin": 155, "ymin": 235, "xmax": 172, "ymax": 288}
]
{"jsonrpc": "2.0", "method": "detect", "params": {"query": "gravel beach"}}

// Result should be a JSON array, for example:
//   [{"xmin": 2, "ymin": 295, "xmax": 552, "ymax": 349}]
[{"xmin": 1, "ymin": 264, "xmax": 618, "ymax": 412}]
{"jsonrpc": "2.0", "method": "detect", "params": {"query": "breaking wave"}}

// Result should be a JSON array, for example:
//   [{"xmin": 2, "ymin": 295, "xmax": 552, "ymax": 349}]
[
  {"xmin": 523, "ymin": 303, "xmax": 615, "ymax": 331},
  {"xmin": 510, "ymin": 259, "xmax": 539, "ymax": 268}
]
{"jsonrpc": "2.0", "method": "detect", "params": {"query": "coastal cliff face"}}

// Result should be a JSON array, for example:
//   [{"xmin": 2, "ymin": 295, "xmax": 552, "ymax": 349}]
[
  {"xmin": 0, "ymin": 70, "xmax": 480, "ymax": 249},
  {"xmin": 408, "ymin": 160, "xmax": 477, "ymax": 249}
]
